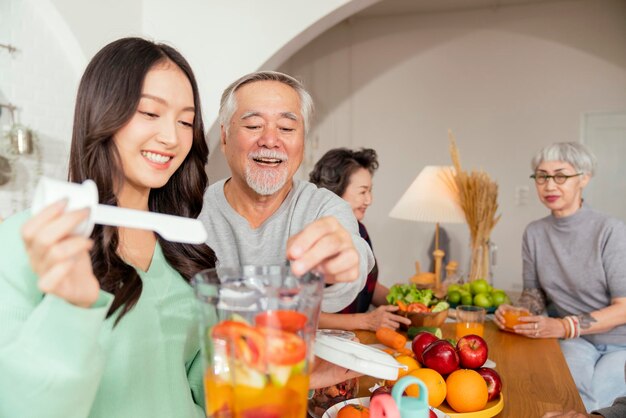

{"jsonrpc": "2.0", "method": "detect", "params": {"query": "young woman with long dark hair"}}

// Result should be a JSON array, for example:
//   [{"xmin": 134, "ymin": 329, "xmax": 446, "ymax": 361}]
[{"xmin": 0, "ymin": 37, "xmax": 216, "ymax": 418}]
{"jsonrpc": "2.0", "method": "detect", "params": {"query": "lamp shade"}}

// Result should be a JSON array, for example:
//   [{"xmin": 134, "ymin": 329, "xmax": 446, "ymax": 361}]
[{"xmin": 389, "ymin": 166, "xmax": 465, "ymax": 224}]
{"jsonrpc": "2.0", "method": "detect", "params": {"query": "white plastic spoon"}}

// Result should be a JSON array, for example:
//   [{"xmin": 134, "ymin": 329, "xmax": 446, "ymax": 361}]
[{"xmin": 31, "ymin": 177, "xmax": 208, "ymax": 244}]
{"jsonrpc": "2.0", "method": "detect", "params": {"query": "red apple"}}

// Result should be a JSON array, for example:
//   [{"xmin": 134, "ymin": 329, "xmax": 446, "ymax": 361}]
[
  {"xmin": 476, "ymin": 367, "xmax": 502, "ymax": 401},
  {"xmin": 411, "ymin": 331, "xmax": 440, "ymax": 363},
  {"xmin": 456, "ymin": 334, "xmax": 489, "ymax": 369},
  {"xmin": 429, "ymin": 409, "xmax": 437, "ymax": 418},
  {"xmin": 370, "ymin": 385, "xmax": 392, "ymax": 402},
  {"xmin": 422, "ymin": 340, "xmax": 460, "ymax": 375}
]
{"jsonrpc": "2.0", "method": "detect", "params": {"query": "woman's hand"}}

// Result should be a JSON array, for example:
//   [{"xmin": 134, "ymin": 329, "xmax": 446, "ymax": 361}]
[
  {"xmin": 309, "ymin": 356, "xmax": 362, "ymax": 389},
  {"xmin": 514, "ymin": 315, "xmax": 567, "ymax": 339},
  {"xmin": 364, "ymin": 305, "xmax": 412, "ymax": 331},
  {"xmin": 542, "ymin": 410, "xmax": 597, "ymax": 418},
  {"xmin": 493, "ymin": 303, "xmax": 514, "ymax": 329},
  {"xmin": 22, "ymin": 200, "xmax": 100, "ymax": 308}
]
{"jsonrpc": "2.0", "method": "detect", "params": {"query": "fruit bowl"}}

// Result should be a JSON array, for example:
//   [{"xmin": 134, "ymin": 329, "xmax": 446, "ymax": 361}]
[
  {"xmin": 437, "ymin": 393, "xmax": 504, "ymax": 417},
  {"xmin": 322, "ymin": 397, "xmax": 450, "ymax": 418},
  {"xmin": 399, "ymin": 309, "xmax": 449, "ymax": 330}
]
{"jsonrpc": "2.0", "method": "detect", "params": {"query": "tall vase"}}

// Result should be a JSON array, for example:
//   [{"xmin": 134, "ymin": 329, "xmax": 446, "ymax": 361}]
[{"xmin": 468, "ymin": 240, "xmax": 490, "ymax": 282}]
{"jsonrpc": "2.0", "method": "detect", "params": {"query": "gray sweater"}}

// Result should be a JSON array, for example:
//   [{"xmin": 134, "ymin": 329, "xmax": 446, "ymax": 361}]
[
  {"xmin": 199, "ymin": 179, "xmax": 374, "ymax": 313},
  {"xmin": 594, "ymin": 396, "xmax": 626, "ymax": 418},
  {"xmin": 522, "ymin": 205, "xmax": 626, "ymax": 345}
]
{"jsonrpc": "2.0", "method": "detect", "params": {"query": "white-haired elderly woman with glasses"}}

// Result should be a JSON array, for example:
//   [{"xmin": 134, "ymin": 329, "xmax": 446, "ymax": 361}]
[{"xmin": 494, "ymin": 142, "xmax": 626, "ymax": 412}]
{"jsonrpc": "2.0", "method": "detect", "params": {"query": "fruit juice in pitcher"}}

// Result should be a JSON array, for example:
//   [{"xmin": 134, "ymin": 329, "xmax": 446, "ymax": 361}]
[
  {"xmin": 193, "ymin": 266, "xmax": 323, "ymax": 418},
  {"xmin": 204, "ymin": 317, "xmax": 310, "ymax": 418}
]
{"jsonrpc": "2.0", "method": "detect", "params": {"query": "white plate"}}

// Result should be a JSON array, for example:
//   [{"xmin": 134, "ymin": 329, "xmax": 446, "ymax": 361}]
[
  {"xmin": 322, "ymin": 397, "xmax": 450, "ymax": 418},
  {"xmin": 366, "ymin": 342, "xmax": 497, "ymax": 368}
]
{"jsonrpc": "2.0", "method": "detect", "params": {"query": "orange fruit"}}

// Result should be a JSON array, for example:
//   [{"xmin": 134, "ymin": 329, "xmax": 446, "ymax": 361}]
[
  {"xmin": 445, "ymin": 369, "xmax": 489, "ymax": 413},
  {"xmin": 404, "ymin": 368, "xmax": 447, "ymax": 408},
  {"xmin": 337, "ymin": 404, "xmax": 370, "ymax": 418},
  {"xmin": 396, "ymin": 355, "xmax": 420, "ymax": 379}
]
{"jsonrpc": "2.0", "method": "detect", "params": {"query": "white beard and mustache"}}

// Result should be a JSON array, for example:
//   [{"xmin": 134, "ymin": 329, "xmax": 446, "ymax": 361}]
[{"xmin": 245, "ymin": 149, "xmax": 289, "ymax": 195}]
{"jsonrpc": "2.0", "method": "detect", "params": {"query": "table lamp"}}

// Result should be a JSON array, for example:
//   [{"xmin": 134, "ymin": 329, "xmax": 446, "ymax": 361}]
[{"xmin": 389, "ymin": 166, "xmax": 466, "ymax": 290}]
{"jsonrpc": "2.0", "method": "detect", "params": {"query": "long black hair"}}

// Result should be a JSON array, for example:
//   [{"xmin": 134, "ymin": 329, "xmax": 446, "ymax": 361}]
[{"xmin": 68, "ymin": 37, "xmax": 216, "ymax": 323}]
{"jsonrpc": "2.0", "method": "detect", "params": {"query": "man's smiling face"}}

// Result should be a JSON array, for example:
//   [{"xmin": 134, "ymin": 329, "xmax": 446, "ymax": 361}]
[{"xmin": 221, "ymin": 80, "xmax": 304, "ymax": 196}]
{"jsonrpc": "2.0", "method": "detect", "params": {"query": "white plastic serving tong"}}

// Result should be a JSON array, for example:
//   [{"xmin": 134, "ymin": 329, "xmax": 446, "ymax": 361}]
[{"xmin": 31, "ymin": 177, "xmax": 208, "ymax": 244}]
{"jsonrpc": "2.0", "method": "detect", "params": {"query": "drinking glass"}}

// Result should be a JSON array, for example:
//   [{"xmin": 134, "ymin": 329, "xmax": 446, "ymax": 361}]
[
  {"xmin": 502, "ymin": 306, "xmax": 530, "ymax": 329},
  {"xmin": 455, "ymin": 305, "xmax": 486, "ymax": 339},
  {"xmin": 193, "ymin": 265, "xmax": 324, "ymax": 418}
]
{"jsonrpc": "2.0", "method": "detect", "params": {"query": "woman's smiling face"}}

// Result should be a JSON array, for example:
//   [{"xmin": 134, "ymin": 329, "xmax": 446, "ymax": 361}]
[
  {"xmin": 342, "ymin": 168, "xmax": 373, "ymax": 222},
  {"xmin": 113, "ymin": 60, "xmax": 195, "ymax": 198},
  {"xmin": 534, "ymin": 160, "xmax": 589, "ymax": 217}
]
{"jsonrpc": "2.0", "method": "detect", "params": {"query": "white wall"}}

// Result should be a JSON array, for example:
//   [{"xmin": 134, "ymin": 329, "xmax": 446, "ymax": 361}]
[{"xmin": 280, "ymin": 0, "xmax": 626, "ymax": 292}]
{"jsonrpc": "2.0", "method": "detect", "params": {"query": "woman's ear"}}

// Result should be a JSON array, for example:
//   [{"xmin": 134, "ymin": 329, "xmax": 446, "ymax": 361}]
[{"xmin": 580, "ymin": 173, "xmax": 591, "ymax": 189}]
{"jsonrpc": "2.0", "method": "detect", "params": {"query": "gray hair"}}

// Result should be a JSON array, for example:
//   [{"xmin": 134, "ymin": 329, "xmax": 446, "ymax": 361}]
[
  {"xmin": 218, "ymin": 70, "xmax": 314, "ymax": 137},
  {"xmin": 531, "ymin": 142, "xmax": 597, "ymax": 176}
]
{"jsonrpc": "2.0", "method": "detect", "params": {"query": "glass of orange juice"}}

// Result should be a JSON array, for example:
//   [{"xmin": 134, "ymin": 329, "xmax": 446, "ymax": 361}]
[
  {"xmin": 456, "ymin": 305, "xmax": 486, "ymax": 339},
  {"xmin": 502, "ymin": 306, "xmax": 531, "ymax": 330},
  {"xmin": 193, "ymin": 266, "xmax": 324, "ymax": 418}
]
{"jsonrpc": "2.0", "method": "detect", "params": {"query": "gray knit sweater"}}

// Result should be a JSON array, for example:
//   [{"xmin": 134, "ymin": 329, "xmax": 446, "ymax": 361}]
[
  {"xmin": 199, "ymin": 179, "xmax": 374, "ymax": 313},
  {"xmin": 522, "ymin": 205, "xmax": 626, "ymax": 345}
]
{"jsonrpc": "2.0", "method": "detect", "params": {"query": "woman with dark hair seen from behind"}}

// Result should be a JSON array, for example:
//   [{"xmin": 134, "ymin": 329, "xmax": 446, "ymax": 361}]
[
  {"xmin": 0, "ymin": 37, "xmax": 216, "ymax": 417},
  {"xmin": 493, "ymin": 142, "xmax": 626, "ymax": 413},
  {"xmin": 310, "ymin": 148, "xmax": 411, "ymax": 331}
]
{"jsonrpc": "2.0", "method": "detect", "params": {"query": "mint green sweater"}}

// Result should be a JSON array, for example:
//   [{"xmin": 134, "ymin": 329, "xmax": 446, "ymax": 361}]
[{"xmin": 0, "ymin": 212, "xmax": 205, "ymax": 418}]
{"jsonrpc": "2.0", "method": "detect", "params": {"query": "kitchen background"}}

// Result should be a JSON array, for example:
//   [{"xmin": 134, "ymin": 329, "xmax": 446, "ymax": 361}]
[{"xmin": 1, "ymin": 0, "xmax": 624, "ymax": 293}]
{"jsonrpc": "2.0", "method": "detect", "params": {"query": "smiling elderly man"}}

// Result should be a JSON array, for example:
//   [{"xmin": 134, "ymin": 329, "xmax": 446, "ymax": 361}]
[{"xmin": 199, "ymin": 70, "xmax": 374, "ymax": 314}]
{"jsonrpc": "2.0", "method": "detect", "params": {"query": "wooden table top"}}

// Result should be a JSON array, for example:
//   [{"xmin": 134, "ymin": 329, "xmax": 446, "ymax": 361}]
[{"xmin": 355, "ymin": 321, "xmax": 586, "ymax": 417}]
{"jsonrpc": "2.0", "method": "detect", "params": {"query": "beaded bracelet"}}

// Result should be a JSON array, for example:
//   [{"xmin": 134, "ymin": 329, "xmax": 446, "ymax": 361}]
[
  {"xmin": 564, "ymin": 316, "xmax": 576, "ymax": 339},
  {"xmin": 571, "ymin": 315, "xmax": 581, "ymax": 338},
  {"xmin": 559, "ymin": 318, "xmax": 571, "ymax": 339}
]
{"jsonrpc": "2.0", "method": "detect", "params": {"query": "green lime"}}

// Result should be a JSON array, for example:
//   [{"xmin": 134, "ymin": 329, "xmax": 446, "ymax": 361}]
[
  {"xmin": 447, "ymin": 284, "xmax": 462, "ymax": 294},
  {"xmin": 470, "ymin": 279, "xmax": 490, "ymax": 295},
  {"xmin": 474, "ymin": 293, "xmax": 492, "ymax": 308},
  {"xmin": 447, "ymin": 290, "xmax": 461, "ymax": 305},
  {"xmin": 492, "ymin": 291, "xmax": 510, "ymax": 307},
  {"xmin": 461, "ymin": 293, "xmax": 474, "ymax": 306}
]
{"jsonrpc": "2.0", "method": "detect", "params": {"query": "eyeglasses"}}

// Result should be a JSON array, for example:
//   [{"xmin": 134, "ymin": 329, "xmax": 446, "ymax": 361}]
[{"xmin": 530, "ymin": 172, "xmax": 583, "ymax": 185}]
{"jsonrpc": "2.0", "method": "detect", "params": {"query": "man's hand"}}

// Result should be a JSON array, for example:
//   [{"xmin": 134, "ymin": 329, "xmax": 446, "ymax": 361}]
[{"xmin": 287, "ymin": 217, "xmax": 359, "ymax": 283}]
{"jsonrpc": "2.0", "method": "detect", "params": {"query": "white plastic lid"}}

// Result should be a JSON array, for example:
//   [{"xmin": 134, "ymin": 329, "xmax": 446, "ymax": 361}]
[{"xmin": 314, "ymin": 334, "xmax": 407, "ymax": 381}]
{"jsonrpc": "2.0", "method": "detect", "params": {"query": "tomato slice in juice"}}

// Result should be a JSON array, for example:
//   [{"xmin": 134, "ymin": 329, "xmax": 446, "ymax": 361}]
[
  {"xmin": 255, "ymin": 310, "xmax": 308, "ymax": 333},
  {"xmin": 212, "ymin": 321, "xmax": 266, "ymax": 369},
  {"xmin": 260, "ymin": 327, "xmax": 306, "ymax": 366}
]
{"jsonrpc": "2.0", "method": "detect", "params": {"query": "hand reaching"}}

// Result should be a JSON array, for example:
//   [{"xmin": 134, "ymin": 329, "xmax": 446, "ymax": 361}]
[
  {"xmin": 364, "ymin": 305, "xmax": 412, "ymax": 331},
  {"xmin": 22, "ymin": 200, "xmax": 100, "ymax": 308},
  {"xmin": 287, "ymin": 216, "xmax": 360, "ymax": 283}
]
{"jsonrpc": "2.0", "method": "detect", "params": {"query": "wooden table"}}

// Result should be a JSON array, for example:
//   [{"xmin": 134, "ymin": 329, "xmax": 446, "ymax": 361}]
[{"xmin": 355, "ymin": 321, "xmax": 586, "ymax": 417}]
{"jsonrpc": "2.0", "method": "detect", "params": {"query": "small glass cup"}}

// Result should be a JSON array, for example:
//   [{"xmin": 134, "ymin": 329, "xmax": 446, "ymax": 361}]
[
  {"xmin": 456, "ymin": 305, "xmax": 486, "ymax": 339},
  {"xmin": 307, "ymin": 330, "xmax": 360, "ymax": 418},
  {"xmin": 502, "ymin": 306, "xmax": 530, "ymax": 330}
]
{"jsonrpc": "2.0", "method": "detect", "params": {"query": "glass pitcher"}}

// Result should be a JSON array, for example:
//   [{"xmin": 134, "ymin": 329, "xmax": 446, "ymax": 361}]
[{"xmin": 193, "ymin": 265, "xmax": 324, "ymax": 418}]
